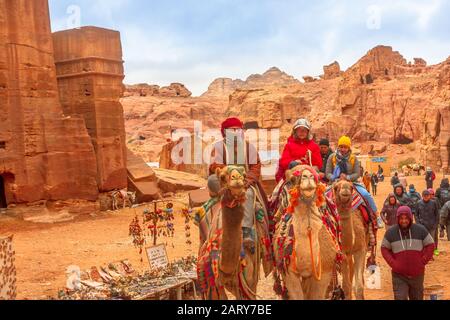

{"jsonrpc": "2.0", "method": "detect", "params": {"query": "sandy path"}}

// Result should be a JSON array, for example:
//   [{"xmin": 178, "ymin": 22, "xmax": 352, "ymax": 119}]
[{"xmin": 1, "ymin": 175, "xmax": 449, "ymax": 300}]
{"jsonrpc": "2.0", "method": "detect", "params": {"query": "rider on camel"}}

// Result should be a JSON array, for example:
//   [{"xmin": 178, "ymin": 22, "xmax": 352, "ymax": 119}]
[
  {"xmin": 208, "ymin": 117, "xmax": 268, "ymax": 247},
  {"xmin": 275, "ymin": 119, "xmax": 322, "ymax": 183}
]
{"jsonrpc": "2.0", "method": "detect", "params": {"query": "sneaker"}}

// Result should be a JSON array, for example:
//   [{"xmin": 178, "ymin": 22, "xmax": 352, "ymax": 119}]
[{"xmin": 434, "ymin": 249, "xmax": 440, "ymax": 257}]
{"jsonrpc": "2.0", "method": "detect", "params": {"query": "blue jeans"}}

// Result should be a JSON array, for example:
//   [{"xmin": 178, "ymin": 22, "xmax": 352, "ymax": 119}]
[{"xmin": 355, "ymin": 184, "xmax": 378, "ymax": 213}]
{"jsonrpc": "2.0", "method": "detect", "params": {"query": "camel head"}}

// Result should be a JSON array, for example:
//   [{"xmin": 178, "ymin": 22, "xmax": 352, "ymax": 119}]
[
  {"xmin": 216, "ymin": 165, "xmax": 246, "ymax": 201},
  {"xmin": 333, "ymin": 180, "xmax": 354, "ymax": 209},
  {"xmin": 286, "ymin": 165, "xmax": 325, "ymax": 208}
]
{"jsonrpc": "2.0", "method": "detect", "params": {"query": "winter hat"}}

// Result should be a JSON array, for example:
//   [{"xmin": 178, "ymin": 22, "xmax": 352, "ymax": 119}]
[
  {"xmin": 428, "ymin": 189, "xmax": 435, "ymax": 196},
  {"xmin": 292, "ymin": 119, "xmax": 313, "ymax": 140},
  {"xmin": 319, "ymin": 139, "xmax": 330, "ymax": 147},
  {"xmin": 422, "ymin": 190, "xmax": 431, "ymax": 197},
  {"xmin": 221, "ymin": 117, "xmax": 243, "ymax": 137},
  {"xmin": 409, "ymin": 184, "xmax": 416, "ymax": 192},
  {"xmin": 338, "ymin": 136, "xmax": 352, "ymax": 148},
  {"xmin": 397, "ymin": 206, "xmax": 413, "ymax": 223}
]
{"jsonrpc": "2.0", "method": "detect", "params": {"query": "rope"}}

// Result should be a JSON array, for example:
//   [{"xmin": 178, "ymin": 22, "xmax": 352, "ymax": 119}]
[{"xmin": 308, "ymin": 226, "xmax": 322, "ymax": 281}]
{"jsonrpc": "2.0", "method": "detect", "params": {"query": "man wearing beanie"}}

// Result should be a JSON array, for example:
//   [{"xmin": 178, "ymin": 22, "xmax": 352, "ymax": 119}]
[
  {"xmin": 407, "ymin": 184, "xmax": 422, "ymax": 216},
  {"xmin": 209, "ymin": 117, "xmax": 268, "ymax": 248},
  {"xmin": 319, "ymin": 138, "xmax": 333, "ymax": 181},
  {"xmin": 381, "ymin": 206, "xmax": 435, "ymax": 300}
]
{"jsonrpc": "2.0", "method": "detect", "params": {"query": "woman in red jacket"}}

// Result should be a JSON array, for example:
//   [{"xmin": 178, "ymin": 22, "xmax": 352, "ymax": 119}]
[{"xmin": 275, "ymin": 119, "xmax": 323, "ymax": 182}]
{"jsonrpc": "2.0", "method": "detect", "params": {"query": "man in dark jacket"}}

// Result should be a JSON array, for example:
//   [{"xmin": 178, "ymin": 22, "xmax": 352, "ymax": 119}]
[
  {"xmin": 382, "ymin": 206, "xmax": 435, "ymax": 300},
  {"xmin": 391, "ymin": 172, "xmax": 400, "ymax": 187},
  {"xmin": 415, "ymin": 190, "xmax": 440, "ymax": 256},
  {"xmin": 319, "ymin": 138, "xmax": 333, "ymax": 182},
  {"xmin": 381, "ymin": 193, "xmax": 401, "ymax": 230},
  {"xmin": 436, "ymin": 178, "xmax": 450, "ymax": 208}
]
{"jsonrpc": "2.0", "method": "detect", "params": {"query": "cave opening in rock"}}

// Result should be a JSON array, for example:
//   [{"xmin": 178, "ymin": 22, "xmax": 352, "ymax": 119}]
[
  {"xmin": 0, "ymin": 176, "xmax": 7, "ymax": 209},
  {"xmin": 365, "ymin": 74, "xmax": 374, "ymax": 84}
]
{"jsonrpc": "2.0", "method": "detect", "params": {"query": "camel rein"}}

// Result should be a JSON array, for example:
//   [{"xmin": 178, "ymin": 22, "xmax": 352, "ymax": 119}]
[{"xmin": 306, "ymin": 205, "xmax": 322, "ymax": 282}]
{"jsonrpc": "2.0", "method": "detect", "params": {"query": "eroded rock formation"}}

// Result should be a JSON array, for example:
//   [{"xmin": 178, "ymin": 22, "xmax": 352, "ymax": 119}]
[{"xmin": 0, "ymin": 0, "xmax": 99, "ymax": 205}]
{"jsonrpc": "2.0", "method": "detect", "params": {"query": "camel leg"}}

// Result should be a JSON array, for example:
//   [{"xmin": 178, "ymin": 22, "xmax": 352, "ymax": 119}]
[
  {"xmin": 283, "ymin": 273, "xmax": 304, "ymax": 300},
  {"xmin": 304, "ymin": 272, "xmax": 334, "ymax": 300},
  {"xmin": 341, "ymin": 254, "xmax": 354, "ymax": 300},
  {"xmin": 353, "ymin": 249, "xmax": 367, "ymax": 300}
]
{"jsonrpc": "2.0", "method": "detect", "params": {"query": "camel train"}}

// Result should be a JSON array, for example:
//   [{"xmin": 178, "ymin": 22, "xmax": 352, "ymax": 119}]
[{"xmin": 196, "ymin": 118, "xmax": 379, "ymax": 301}]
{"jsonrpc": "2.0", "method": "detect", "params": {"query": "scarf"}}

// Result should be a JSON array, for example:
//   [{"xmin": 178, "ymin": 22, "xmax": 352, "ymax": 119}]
[{"xmin": 335, "ymin": 150, "xmax": 351, "ymax": 175}]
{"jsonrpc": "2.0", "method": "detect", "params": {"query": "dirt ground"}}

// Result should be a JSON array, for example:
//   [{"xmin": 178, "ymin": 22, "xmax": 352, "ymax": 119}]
[{"xmin": 0, "ymin": 175, "xmax": 449, "ymax": 300}]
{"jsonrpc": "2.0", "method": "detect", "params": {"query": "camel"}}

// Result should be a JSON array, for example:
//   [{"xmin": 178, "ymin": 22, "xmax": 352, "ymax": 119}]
[
  {"xmin": 197, "ymin": 166, "xmax": 262, "ymax": 300},
  {"xmin": 110, "ymin": 190, "xmax": 136, "ymax": 210},
  {"xmin": 273, "ymin": 166, "xmax": 338, "ymax": 300},
  {"xmin": 332, "ymin": 180, "xmax": 370, "ymax": 300}
]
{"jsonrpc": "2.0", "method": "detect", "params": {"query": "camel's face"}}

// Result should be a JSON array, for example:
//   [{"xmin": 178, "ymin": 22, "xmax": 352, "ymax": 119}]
[
  {"xmin": 334, "ymin": 181, "xmax": 354, "ymax": 205},
  {"xmin": 217, "ymin": 166, "xmax": 246, "ymax": 198},
  {"xmin": 298, "ymin": 169, "xmax": 317, "ymax": 199}
]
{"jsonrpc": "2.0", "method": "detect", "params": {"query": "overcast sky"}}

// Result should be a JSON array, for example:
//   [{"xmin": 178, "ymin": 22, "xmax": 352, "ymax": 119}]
[{"xmin": 49, "ymin": 0, "xmax": 450, "ymax": 96}]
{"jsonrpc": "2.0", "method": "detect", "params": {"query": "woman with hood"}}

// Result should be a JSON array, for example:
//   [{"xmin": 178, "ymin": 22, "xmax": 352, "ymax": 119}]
[
  {"xmin": 275, "ymin": 119, "xmax": 322, "ymax": 182},
  {"xmin": 381, "ymin": 193, "xmax": 401, "ymax": 230}
]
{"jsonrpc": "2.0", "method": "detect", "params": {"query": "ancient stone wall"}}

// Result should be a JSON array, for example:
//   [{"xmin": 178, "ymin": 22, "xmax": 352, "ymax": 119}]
[
  {"xmin": 0, "ymin": 0, "xmax": 99, "ymax": 205},
  {"xmin": 53, "ymin": 27, "xmax": 128, "ymax": 192}
]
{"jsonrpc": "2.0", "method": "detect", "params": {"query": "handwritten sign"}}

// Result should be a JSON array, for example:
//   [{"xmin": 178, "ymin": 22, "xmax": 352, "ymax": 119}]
[{"xmin": 145, "ymin": 244, "xmax": 169, "ymax": 270}]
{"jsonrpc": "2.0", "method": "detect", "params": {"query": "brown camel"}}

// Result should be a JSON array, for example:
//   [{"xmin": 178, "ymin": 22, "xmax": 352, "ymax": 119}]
[
  {"xmin": 273, "ymin": 165, "xmax": 337, "ymax": 300},
  {"xmin": 198, "ymin": 166, "xmax": 261, "ymax": 300},
  {"xmin": 333, "ymin": 180, "xmax": 370, "ymax": 300}
]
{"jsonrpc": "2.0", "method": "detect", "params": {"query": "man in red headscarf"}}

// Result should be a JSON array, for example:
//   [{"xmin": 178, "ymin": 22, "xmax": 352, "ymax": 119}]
[{"xmin": 209, "ymin": 117, "xmax": 268, "ymax": 246}]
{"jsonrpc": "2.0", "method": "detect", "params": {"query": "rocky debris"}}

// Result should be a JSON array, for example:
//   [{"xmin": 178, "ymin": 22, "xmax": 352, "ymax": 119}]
[
  {"xmin": 154, "ymin": 169, "xmax": 206, "ymax": 194},
  {"xmin": 323, "ymin": 61, "xmax": 343, "ymax": 80},
  {"xmin": 127, "ymin": 149, "xmax": 161, "ymax": 203},
  {"xmin": 125, "ymin": 83, "xmax": 192, "ymax": 98}
]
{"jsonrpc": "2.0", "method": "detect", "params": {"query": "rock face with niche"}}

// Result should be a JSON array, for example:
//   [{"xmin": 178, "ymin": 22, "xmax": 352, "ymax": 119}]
[{"xmin": 0, "ymin": 0, "xmax": 99, "ymax": 205}]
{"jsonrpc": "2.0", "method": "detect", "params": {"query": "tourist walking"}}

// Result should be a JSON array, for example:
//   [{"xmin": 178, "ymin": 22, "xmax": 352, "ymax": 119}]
[
  {"xmin": 381, "ymin": 193, "xmax": 401, "ymax": 230},
  {"xmin": 371, "ymin": 174, "xmax": 379, "ymax": 196},
  {"xmin": 381, "ymin": 206, "xmax": 435, "ymax": 300},
  {"xmin": 415, "ymin": 190, "xmax": 441, "ymax": 256},
  {"xmin": 425, "ymin": 168, "xmax": 436, "ymax": 190}
]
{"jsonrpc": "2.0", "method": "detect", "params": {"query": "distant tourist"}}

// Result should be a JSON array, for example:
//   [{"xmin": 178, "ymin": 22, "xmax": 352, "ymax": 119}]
[
  {"xmin": 425, "ymin": 167, "xmax": 436, "ymax": 190},
  {"xmin": 363, "ymin": 171, "xmax": 372, "ymax": 193},
  {"xmin": 391, "ymin": 172, "xmax": 400, "ymax": 187},
  {"xmin": 371, "ymin": 173, "xmax": 379, "ymax": 196},
  {"xmin": 382, "ymin": 206, "xmax": 435, "ymax": 300}
]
